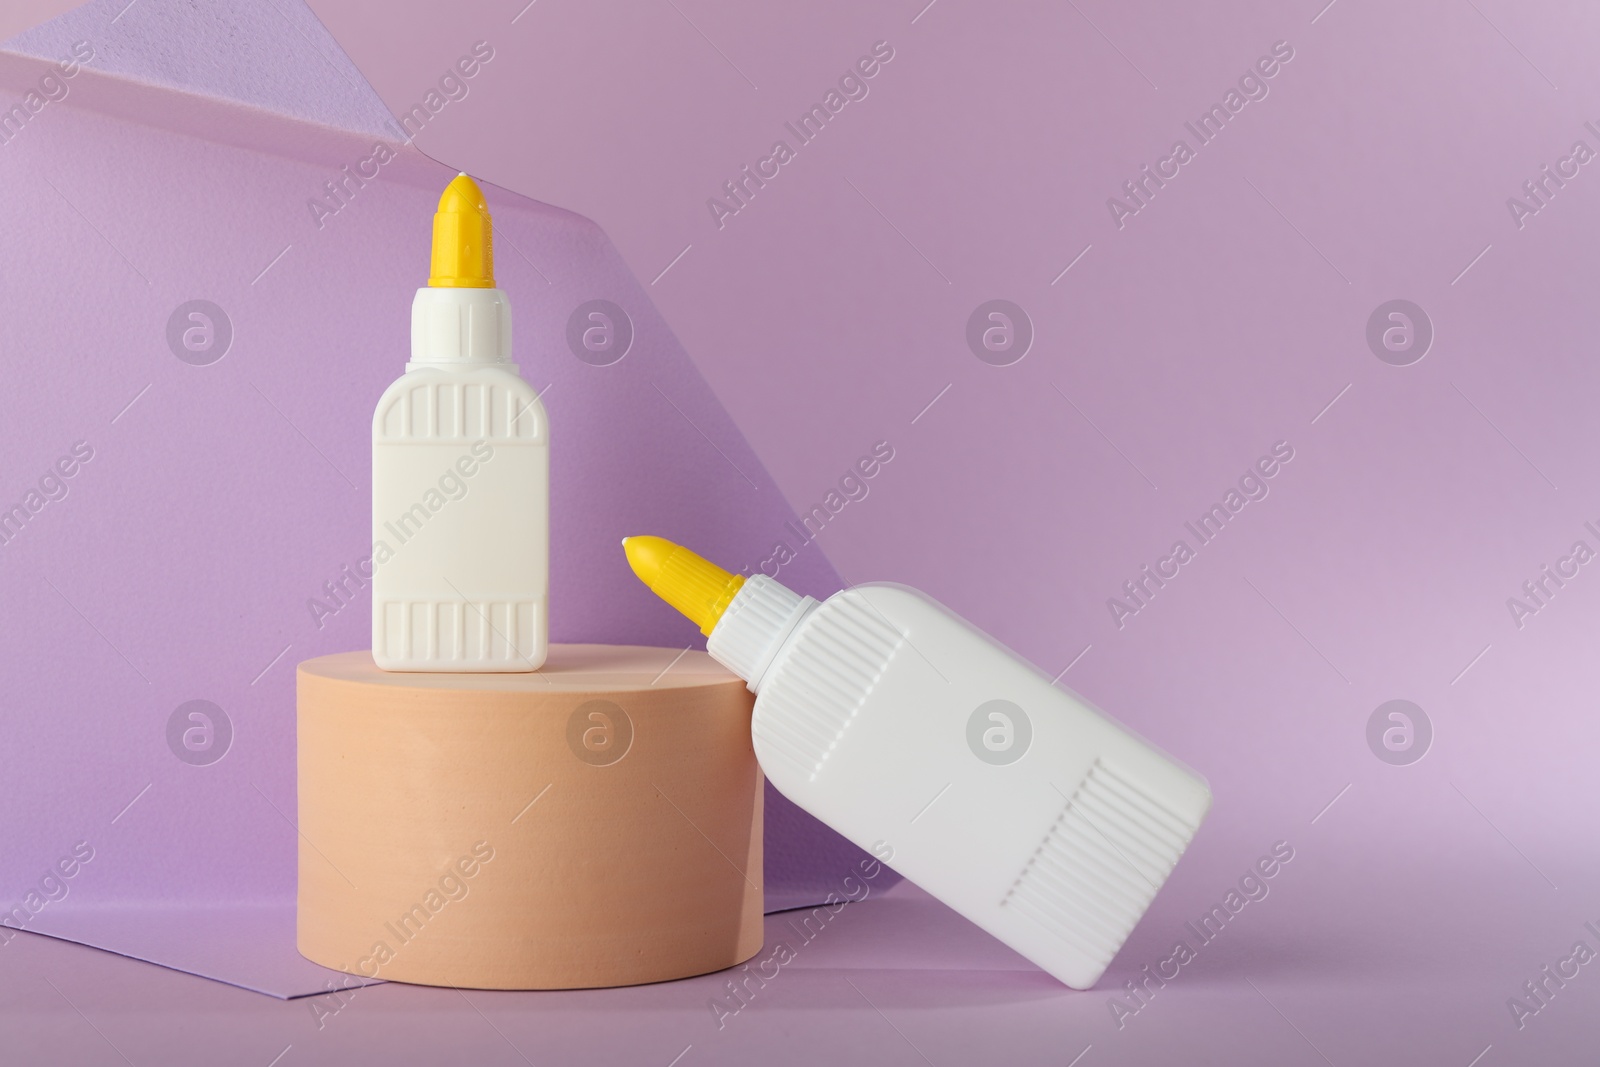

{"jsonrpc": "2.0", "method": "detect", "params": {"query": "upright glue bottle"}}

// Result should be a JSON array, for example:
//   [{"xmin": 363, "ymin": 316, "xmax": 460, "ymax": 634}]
[
  {"xmin": 622, "ymin": 536, "xmax": 1210, "ymax": 989},
  {"xmin": 371, "ymin": 174, "xmax": 549, "ymax": 672}
]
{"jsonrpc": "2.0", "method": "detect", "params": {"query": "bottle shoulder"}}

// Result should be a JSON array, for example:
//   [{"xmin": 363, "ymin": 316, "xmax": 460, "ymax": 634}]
[
  {"xmin": 373, "ymin": 365, "xmax": 547, "ymax": 442},
  {"xmin": 377, "ymin": 363, "xmax": 534, "ymax": 395},
  {"xmin": 783, "ymin": 582, "xmax": 980, "ymax": 678},
  {"xmin": 776, "ymin": 583, "xmax": 939, "ymax": 672},
  {"xmin": 813, "ymin": 582, "xmax": 941, "ymax": 622}
]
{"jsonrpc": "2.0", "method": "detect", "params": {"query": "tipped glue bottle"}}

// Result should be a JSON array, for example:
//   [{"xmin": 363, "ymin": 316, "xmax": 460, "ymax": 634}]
[
  {"xmin": 622, "ymin": 536, "xmax": 1210, "ymax": 989},
  {"xmin": 371, "ymin": 174, "xmax": 549, "ymax": 672}
]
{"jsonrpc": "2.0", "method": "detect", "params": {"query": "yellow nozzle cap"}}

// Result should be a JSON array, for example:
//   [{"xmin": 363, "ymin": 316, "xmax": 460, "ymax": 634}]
[
  {"xmin": 623, "ymin": 536, "xmax": 745, "ymax": 636},
  {"xmin": 428, "ymin": 173, "xmax": 495, "ymax": 288}
]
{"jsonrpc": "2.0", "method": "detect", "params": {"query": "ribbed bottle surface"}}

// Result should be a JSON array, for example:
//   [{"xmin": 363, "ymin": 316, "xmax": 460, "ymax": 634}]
[
  {"xmin": 749, "ymin": 589, "xmax": 904, "ymax": 784},
  {"xmin": 707, "ymin": 575, "xmax": 804, "ymax": 681},
  {"xmin": 1001, "ymin": 758, "xmax": 1199, "ymax": 970},
  {"xmin": 373, "ymin": 378, "xmax": 541, "ymax": 440}
]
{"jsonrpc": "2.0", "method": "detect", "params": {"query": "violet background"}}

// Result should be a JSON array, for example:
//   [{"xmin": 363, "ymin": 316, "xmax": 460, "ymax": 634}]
[{"xmin": 5, "ymin": 0, "xmax": 1600, "ymax": 1063}]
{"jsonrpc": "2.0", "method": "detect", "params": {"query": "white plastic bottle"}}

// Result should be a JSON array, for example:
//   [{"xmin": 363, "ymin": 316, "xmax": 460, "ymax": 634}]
[
  {"xmin": 371, "ymin": 174, "xmax": 549, "ymax": 672},
  {"xmin": 623, "ymin": 536, "xmax": 1211, "ymax": 989}
]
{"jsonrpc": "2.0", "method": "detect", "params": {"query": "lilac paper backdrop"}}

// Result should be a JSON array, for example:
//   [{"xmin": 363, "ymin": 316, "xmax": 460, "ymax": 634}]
[
  {"xmin": 9, "ymin": 0, "xmax": 1600, "ymax": 1058},
  {"xmin": 0, "ymin": 3, "xmax": 886, "ymax": 996},
  {"xmin": 286, "ymin": 0, "xmax": 1600, "ymax": 1059},
  {"xmin": 302, "ymin": 0, "xmax": 1600, "ymax": 867}
]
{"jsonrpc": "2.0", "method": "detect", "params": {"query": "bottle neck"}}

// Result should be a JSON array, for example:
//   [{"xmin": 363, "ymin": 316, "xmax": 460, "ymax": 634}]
[
  {"xmin": 706, "ymin": 575, "xmax": 817, "ymax": 692},
  {"xmin": 410, "ymin": 286, "xmax": 513, "ymax": 366}
]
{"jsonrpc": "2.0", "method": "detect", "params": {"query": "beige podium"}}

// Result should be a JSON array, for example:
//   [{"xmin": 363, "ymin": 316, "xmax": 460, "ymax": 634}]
[{"xmin": 296, "ymin": 646, "xmax": 764, "ymax": 989}]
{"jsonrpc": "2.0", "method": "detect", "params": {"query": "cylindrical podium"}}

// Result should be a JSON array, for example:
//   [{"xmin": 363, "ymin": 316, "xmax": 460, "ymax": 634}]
[{"xmin": 296, "ymin": 645, "xmax": 763, "ymax": 989}]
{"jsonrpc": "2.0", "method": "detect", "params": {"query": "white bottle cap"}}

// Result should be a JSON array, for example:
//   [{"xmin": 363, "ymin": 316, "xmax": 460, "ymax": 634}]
[
  {"xmin": 706, "ymin": 575, "xmax": 816, "ymax": 690},
  {"xmin": 410, "ymin": 287, "xmax": 513, "ymax": 367}
]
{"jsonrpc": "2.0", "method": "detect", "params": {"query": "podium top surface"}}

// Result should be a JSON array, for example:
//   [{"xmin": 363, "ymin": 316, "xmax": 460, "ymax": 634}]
[{"xmin": 298, "ymin": 645, "xmax": 745, "ymax": 693}]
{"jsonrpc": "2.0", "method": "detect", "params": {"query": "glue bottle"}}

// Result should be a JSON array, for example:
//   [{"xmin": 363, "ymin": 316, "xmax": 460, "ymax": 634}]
[
  {"xmin": 371, "ymin": 174, "xmax": 549, "ymax": 671},
  {"xmin": 622, "ymin": 535, "xmax": 1210, "ymax": 988}
]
